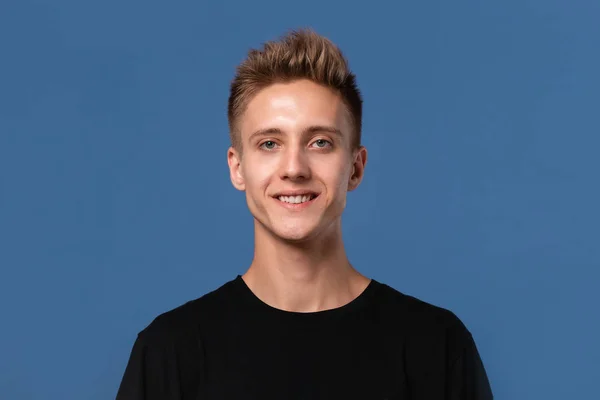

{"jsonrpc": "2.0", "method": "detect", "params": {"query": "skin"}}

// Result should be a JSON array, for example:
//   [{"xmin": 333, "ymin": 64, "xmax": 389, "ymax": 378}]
[{"xmin": 227, "ymin": 79, "xmax": 370, "ymax": 313}]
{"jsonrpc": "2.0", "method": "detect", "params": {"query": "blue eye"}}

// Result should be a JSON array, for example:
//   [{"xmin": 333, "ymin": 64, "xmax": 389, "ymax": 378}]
[
  {"xmin": 313, "ymin": 139, "xmax": 332, "ymax": 148},
  {"xmin": 260, "ymin": 141, "xmax": 277, "ymax": 150}
]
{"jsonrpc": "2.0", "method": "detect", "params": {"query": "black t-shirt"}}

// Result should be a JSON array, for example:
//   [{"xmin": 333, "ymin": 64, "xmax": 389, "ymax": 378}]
[{"xmin": 116, "ymin": 276, "xmax": 493, "ymax": 399}]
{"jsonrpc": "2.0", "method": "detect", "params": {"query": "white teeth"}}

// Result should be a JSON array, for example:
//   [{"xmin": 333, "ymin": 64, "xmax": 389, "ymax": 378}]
[{"xmin": 278, "ymin": 195, "xmax": 314, "ymax": 204}]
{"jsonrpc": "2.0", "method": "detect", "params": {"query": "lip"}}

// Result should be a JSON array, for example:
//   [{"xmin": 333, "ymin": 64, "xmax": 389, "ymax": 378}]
[
  {"xmin": 272, "ymin": 193, "xmax": 319, "ymax": 210},
  {"xmin": 272, "ymin": 190, "xmax": 319, "ymax": 197}
]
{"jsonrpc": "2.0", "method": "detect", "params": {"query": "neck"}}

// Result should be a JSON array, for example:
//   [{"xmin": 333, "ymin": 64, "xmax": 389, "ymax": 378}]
[{"xmin": 242, "ymin": 219, "xmax": 370, "ymax": 313}]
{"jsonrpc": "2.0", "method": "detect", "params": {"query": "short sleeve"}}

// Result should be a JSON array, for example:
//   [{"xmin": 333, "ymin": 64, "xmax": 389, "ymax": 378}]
[
  {"xmin": 446, "ymin": 334, "xmax": 494, "ymax": 400},
  {"xmin": 115, "ymin": 331, "xmax": 187, "ymax": 400},
  {"xmin": 116, "ymin": 334, "xmax": 147, "ymax": 400}
]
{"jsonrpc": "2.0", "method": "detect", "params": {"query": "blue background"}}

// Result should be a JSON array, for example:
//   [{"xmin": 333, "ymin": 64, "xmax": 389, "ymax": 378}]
[{"xmin": 1, "ymin": 1, "xmax": 598, "ymax": 399}]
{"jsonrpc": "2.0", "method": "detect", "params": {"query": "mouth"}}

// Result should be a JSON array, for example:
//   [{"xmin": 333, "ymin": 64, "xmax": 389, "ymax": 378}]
[
  {"xmin": 275, "ymin": 193, "xmax": 318, "ymax": 204},
  {"xmin": 272, "ymin": 192, "xmax": 319, "ymax": 207}
]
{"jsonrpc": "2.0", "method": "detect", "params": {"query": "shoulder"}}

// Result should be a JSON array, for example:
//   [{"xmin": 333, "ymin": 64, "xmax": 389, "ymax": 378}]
[
  {"xmin": 136, "ymin": 277, "xmax": 239, "ymax": 344},
  {"xmin": 374, "ymin": 281, "xmax": 469, "ymax": 329},
  {"xmin": 372, "ymin": 281, "xmax": 493, "ymax": 397},
  {"xmin": 373, "ymin": 280, "xmax": 473, "ymax": 350},
  {"xmin": 116, "ymin": 281, "xmax": 240, "ymax": 399}
]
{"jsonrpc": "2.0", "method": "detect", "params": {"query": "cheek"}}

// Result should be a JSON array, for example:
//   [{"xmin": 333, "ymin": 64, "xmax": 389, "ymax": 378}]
[
  {"xmin": 243, "ymin": 160, "xmax": 272, "ymax": 193},
  {"xmin": 323, "ymin": 169, "xmax": 351, "ymax": 198},
  {"xmin": 314, "ymin": 157, "xmax": 350, "ymax": 195}
]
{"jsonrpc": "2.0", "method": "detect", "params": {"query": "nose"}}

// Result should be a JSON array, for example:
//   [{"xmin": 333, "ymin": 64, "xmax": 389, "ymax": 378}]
[{"xmin": 279, "ymin": 145, "xmax": 311, "ymax": 181}]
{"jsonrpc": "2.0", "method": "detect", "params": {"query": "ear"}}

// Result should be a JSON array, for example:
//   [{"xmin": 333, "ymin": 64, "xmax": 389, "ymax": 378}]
[
  {"xmin": 348, "ymin": 145, "xmax": 367, "ymax": 192},
  {"xmin": 227, "ymin": 146, "xmax": 245, "ymax": 191}
]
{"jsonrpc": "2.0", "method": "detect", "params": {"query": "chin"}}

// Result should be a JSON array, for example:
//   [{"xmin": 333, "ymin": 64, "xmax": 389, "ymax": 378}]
[
  {"xmin": 272, "ymin": 224, "xmax": 322, "ymax": 243},
  {"xmin": 275, "ymin": 230, "xmax": 315, "ymax": 243}
]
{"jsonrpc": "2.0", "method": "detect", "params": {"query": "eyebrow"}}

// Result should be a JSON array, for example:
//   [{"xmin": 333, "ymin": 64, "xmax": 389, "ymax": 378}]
[{"xmin": 248, "ymin": 125, "xmax": 343, "ymax": 142}]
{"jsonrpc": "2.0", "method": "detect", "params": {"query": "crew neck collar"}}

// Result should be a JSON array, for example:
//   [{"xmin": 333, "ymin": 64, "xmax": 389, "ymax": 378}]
[{"xmin": 233, "ymin": 274, "xmax": 379, "ymax": 319}]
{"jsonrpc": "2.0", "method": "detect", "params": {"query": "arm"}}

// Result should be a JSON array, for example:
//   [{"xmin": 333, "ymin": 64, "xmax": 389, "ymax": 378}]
[
  {"xmin": 446, "ymin": 334, "xmax": 494, "ymax": 400},
  {"xmin": 115, "ymin": 332, "xmax": 185, "ymax": 400},
  {"xmin": 116, "ymin": 334, "xmax": 146, "ymax": 400}
]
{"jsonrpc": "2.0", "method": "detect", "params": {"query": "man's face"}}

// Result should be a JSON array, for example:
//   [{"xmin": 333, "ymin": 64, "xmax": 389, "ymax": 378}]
[{"xmin": 227, "ymin": 79, "xmax": 367, "ymax": 243}]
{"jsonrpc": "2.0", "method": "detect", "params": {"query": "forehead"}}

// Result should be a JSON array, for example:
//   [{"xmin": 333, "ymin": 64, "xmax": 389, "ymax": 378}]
[{"xmin": 239, "ymin": 80, "xmax": 352, "ymax": 139}]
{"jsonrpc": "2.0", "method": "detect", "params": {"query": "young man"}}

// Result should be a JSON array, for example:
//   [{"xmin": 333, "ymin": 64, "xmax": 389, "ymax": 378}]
[{"xmin": 116, "ymin": 30, "xmax": 493, "ymax": 399}]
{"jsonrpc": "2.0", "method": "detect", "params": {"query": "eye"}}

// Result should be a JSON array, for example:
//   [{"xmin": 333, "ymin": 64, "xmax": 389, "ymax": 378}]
[
  {"xmin": 260, "ymin": 140, "xmax": 278, "ymax": 150},
  {"xmin": 312, "ymin": 139, "xmax": 332, "ymax": 149}
]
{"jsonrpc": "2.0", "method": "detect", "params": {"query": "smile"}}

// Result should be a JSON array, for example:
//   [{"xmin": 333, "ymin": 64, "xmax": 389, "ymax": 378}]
[
  {"xmin": 273, "ymin": 193, "xmax": 319, "ymax": 210},
  {"xmin": 277, "ymin": 194, "xmax": 317, "ymax": 204}
]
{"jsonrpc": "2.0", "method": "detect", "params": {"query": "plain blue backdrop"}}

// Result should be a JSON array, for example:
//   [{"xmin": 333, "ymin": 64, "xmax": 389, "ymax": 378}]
[{"xmin": 1, "ymin": 1, "xmax": 598, "ymax": 399}]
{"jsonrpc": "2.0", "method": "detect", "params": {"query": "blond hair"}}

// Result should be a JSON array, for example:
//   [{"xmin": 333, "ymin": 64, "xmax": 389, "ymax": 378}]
[{"xmin": 227, "ymin": 29, "xmax": 362, "ymax": 153}]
